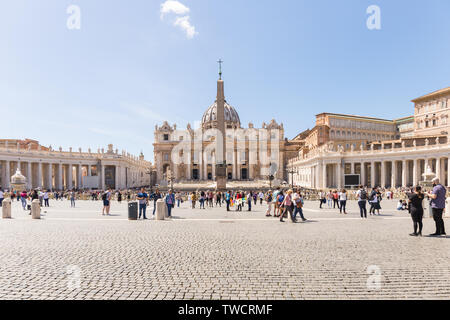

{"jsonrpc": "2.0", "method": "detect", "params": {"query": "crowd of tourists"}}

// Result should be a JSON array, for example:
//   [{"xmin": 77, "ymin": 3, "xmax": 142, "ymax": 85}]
[{"xmin": 0, "ymin": 180, "xmax": 447, "ymax": 237}]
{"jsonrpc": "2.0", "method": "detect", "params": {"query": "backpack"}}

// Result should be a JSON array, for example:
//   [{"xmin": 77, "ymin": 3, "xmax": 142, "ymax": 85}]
[
  {"xmin": 102, "ymin": 193, "xmax": 107, "ymax": 201},
  {"xmin": 360, "ymin": 190, "xmax": 367, "ymax": 200}
]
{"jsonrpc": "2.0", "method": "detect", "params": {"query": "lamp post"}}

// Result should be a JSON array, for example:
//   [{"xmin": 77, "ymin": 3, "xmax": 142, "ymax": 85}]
[{"xmin": 287, "ymin": 168, "xmax": 297, "ymax": 189}]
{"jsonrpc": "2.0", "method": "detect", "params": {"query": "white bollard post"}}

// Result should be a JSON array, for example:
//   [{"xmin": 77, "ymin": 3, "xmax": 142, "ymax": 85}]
[
  {"xmin": 31, "ymin": 199, "xmax": 41, "ymax": 219},
  {"xmin": 155, "ymin": 199, "xmax": 165, "ymax": 221},
  {"xmin": 2, "ymin": 199, "xmax": 11, "ymax": 219},
  {"xmin": 164, "ymin": 202, "xmax": 169, "ymax": 219}
]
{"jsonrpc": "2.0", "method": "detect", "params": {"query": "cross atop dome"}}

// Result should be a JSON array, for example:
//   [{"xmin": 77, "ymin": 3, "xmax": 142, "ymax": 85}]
[{"xmin": 217, "ymin": 59, "xmax": 223, "ymax": 80}]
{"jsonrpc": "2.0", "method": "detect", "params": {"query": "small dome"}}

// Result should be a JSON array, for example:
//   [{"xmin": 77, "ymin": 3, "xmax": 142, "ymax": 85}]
[
  {"xmin": 202, "ymin": 100, "xmax": 241, "ymax": 128},
  {"xmin": 11, "ymin": 169, "xmax": 27, "ymax": 185}
]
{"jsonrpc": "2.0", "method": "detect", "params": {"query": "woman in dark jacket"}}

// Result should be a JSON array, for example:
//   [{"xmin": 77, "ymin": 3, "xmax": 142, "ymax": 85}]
[{"xmin": 408, "ymin": 186, "xmax": 424, "ymax": 236}]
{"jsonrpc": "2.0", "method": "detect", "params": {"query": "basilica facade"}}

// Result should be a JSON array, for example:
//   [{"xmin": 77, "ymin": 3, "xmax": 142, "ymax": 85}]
[{"xmin": 153, "ymin": 78, "xmax": 301, "ymax": 186}]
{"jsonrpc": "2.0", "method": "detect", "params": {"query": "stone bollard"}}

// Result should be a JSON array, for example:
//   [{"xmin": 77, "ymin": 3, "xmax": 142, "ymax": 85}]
[
  {"xmin": 2, "ymin": 199, "xmax": 11, "ymax": 219},
  {"xmin": 164, "ymin": 203, "xmax": 169, "ymax": 219},
  {"xmin": 155, "ymin": 199, "xmax": 165, "ymax": 221},
  {"xmin": 31, "ymin": 199, "xmax": 41, "ymax": 219}
]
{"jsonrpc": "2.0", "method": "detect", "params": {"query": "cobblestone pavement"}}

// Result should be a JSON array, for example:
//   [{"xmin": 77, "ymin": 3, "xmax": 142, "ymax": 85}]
[{"xmin": 1, "ymin": 198, "xmax": 449, "ymax": 300}]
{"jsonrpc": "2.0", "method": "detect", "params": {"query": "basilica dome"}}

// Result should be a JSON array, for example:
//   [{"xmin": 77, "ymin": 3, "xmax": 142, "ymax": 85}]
[{"xmin": 201, "ymin": 100, "xmax": 241, "ymax": 129}]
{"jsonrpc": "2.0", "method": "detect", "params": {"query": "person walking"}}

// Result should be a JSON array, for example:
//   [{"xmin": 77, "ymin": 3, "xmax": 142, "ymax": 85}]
[
  {"xmin": 357, "ymin": 185, "xmax": 368, "ymax": 219},
  {"xmin": 339, "ymin": 189, "xmax": 347, "ymax": 214},
  {"xmin": 280, "ymin": 189, "xmax": 295, "ymax": 223},
  {"xmin": 70, "ymin": 190, "xmax": 76, "ymax": 208},
  {"xmin": 333, "ymin": 190, "xmax": 340, "ymax": 209},
  {"xmin": 318, "ymin": 190, "xmax": 326, "ymax": 209},
  {"xmin": 293, "ymin": 189, "xmax": 307, "ymax": 221},
  {"xmin": 175, "ymin": 191, "xmax": 182, "ymax": 208},
  {"xmin": 137, "ymin": 188, "xmax": 148, "ymax": 219},
  {"xmin": 20, "ymin": 190, "xmax": 28, "ymax": 210},
  {"xmin": 199, "ymin": 191, "xmax": 206, "ymax": 209},
  {"xmin": 259, "ymin": 191, "xmax": 264, "ymax": 205},
  {"xmin": 151, "ymin": 189, "xmax": 162, "ymax": 216},
  {"xmin": 408, "ymin": 186, "xmax": 424, "ymax": 236},
  {"xmin": 225, "ymin": 191, "xmax": 231, "ymax": 211},
  {"xmin": 191, "ymin": 191, "xmax": 197, "ymax": 209},
  {"xmin": 43, "ymin": 190, "xmax": 50, "ymax": 207},
  {"xmin": 165, "ymin": 189, "xmax": 175, "ymax": 218},
  {"xmin": 247, "ymin": 191, "xmax": 253, "ymax": 211},
  {"xmin": 427, "ymin": 178, "xmax": 447, "ymax": 236},
  {"xmin": 265, "ymin": 190, "xmax": 273, "ymax": 217}
]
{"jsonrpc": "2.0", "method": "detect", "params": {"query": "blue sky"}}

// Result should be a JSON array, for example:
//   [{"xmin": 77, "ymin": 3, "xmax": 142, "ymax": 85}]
[{"xmin": 1, "ymin": 0, "xmax": 450, "ymax": 162}]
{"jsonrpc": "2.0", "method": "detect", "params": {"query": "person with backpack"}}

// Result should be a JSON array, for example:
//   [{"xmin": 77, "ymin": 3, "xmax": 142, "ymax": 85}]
[
  {"xmin": 276, "ymin": 190, "xmax": 285, "ymax": 217},
  {"xmin": 293, "ymin": 188, "xmax": 307, "ymax": 221},
  {"xmin": 280, "ymin": 189, "xmax": 296, "ymax": 223},
  {"xmin": 265, "ymin": 190, "xmax": 273, "ymax": 217},
  {"xmin": 136, "ymin": 188, "xmax": 148, "ymax": 219},
  {"xmin": 357, "ymin": 185, "xmax": 368, "ymax": 218},
  {"xmin": 101, "ymin": 189, "xmax": 110, "ymax": 215},
  {"xmin": 165, "ymin": 189, "xmax": 175, "ymax": 218}
]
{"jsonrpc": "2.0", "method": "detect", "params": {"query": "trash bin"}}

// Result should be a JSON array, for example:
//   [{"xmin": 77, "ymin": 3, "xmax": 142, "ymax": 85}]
[{"xmin": 128, "ymin": 202, "xmax": 138, "ymax": 220}]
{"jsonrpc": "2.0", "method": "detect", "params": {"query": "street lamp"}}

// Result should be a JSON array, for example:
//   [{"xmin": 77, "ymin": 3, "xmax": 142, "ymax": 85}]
[{"xmin": 287, "ymin": 168, "xmax": 297, "ymax": 189}]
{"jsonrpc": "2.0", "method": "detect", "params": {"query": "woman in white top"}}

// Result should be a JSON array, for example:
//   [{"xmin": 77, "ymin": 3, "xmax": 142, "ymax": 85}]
[{"xmin": 339, "ymin": 189, "xmax": 347, "ymax": 214}]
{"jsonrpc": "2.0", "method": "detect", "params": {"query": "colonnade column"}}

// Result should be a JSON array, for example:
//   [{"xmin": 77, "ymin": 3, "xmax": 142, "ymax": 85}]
[
  {"xmin": 27, "ymin": 162, "xmax": 32, "ymax": 189},
  {"xmin": 68, "ymin": 164, "xmax": 73, "ymax": 190},
  {"xmin": 370, "ymin": 161, "xmax": 375, "ymax": 187},
  {"xmin": 77, "ymin": 164, "xmax": 82, "ymax": 189},
  {"xmin": 402, "ymin": 160, "xmax": 407, "ymax": 188},
  {"xmin": 37, "ymin": 162, "xmax": 43, "ymax": 189},
  {"xmin": 336, "ymin": 162, "xmax": 342, "ymax": 189},
  {"xmin": 436, "ymin": 158, "xmax": 441, "ymax": 183},
  {"xmin": 57, "ymin": 164, "xmax": 63, "ymax": 190},
  {"xmin": 380, "ymin": 161, "xmax": 386, "ymax": 188},
  {"xmin": 115, "ymin": 165, "xmax": 119, "ymax": 189},
  {"xmin": 447, "ymin": 158, "xmax": 450, "ymax": 187},
  {"xmin": 100, "ymin": 165, "xmax": 105, "ymax": 190},
  {"xmin": 5, "ymin": 160, "xmax": 10, "ymax": 189},
  {"xmin": 391, "ymin": 161, "xmax": 397, "ymax": 188},
  {"xmin": 361, "ymin": 162, "xmax": 366, "ymax": 187},
  {"xmin": 48, "ymin": 163, "xmax": 53, "ymax": 190},
  {"xmin": 322, "ymin": 162, "xmax": 327, "ymax": 189},
  {"xmin": 413, "ymin": 159, "xmax": 419, "ymax": 186}
]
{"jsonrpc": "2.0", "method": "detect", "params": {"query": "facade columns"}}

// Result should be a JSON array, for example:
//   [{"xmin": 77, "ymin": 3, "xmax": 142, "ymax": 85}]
[
  {"xmin": 351, "ymin": 162, "xmax": 355, "ymax": 174},
  {"xmin": 88, "ymin": 165, "xmax": 92, "ymax": 177}
]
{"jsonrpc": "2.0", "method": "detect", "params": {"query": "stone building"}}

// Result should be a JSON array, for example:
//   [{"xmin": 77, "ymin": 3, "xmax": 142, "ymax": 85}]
[
  {"xmin": 0, "ymin": 140, "xmax": 151, "ymax": 190},
  {"xmin": 153, "ymin": 76, "xmax": 301, "ymax": 186},
  {"xmin": 287, "ymin": 87, "xmax": 450, "ymax": 189}
]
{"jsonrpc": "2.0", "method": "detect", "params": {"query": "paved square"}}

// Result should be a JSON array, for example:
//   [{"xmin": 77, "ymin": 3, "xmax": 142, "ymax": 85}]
[{"xmin": 1, "ymin": 198, "xmax": 449, "ymax": 300}]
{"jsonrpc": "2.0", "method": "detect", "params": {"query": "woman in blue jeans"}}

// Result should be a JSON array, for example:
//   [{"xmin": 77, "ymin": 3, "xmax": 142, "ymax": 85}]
[{"xmin": 165, "ymin": 189, "xmax": 175, "ymax": 217}]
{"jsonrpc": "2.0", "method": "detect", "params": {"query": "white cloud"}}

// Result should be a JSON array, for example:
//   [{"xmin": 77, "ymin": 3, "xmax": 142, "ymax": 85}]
[
  {"xmin": 160, "ymin": 0, "xmax": 198, "ymax": 39},
  {"xmin": 174, "ymin": 15, "xmax": 198, "ymax": 39},
  {"xmin": 160, "ymin": 0, "xmax": 190, "ymax": 19}
]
